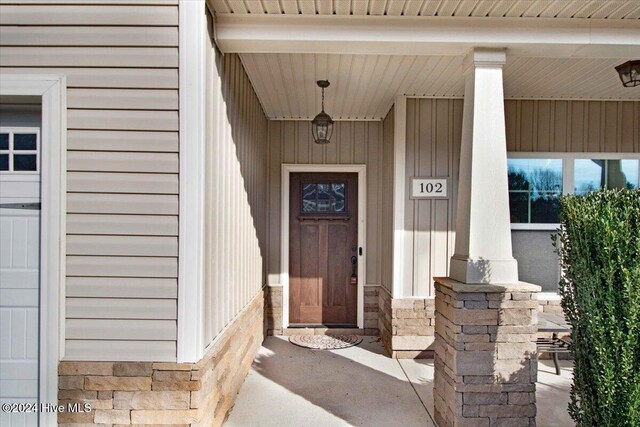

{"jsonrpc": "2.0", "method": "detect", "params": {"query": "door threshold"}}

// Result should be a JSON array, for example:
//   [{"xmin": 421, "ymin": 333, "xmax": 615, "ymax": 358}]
[
  {"xmin": 288, "ymin": 324, "xmax": 357, "ymax": 329},
  {"xmin": 283, "ymin": 326, "xmax": 365, "ymax": 336}
]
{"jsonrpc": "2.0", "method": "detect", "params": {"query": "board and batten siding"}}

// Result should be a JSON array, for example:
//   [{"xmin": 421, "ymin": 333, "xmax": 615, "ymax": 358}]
[
  {"xmin": 0, "ymin": 1, "xmax": 180, "ymax": 361},
  {"xmin": 404, "ymin": 98, "xmax": 463, "ymax": 297},
  {"xmin": 267, "ymin": 120, "xmax": 384, "ymax": 288},
  {"xmin": 402, "ymin": 99, "xmax": 639, "ymax": 297},
  {"xmin": 505, "ymin": 100, "xmax": 640, "ymax": 153},
  {"xmin": 202, "ymin": 24, "xmax": 269, "ymax": 349}
]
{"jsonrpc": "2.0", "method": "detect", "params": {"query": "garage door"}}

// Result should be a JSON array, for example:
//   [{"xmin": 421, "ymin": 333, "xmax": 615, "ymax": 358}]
[{"xmin": 0, "ymin": 128, "xmax": 40, "ymax": 427}]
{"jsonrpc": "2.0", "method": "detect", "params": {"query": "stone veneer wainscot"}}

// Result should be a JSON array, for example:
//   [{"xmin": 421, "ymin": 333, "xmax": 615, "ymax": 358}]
[
  {"xmin": 266, "ymin": 284, "xmax": 380, "ymax": 337},
  {"xmin": 58, "ymin": 290, "xmax": 264, "ymax": 426},
  {"xmin": 378, "ymin": 287, "xmax": 436, "ymax": 358}
]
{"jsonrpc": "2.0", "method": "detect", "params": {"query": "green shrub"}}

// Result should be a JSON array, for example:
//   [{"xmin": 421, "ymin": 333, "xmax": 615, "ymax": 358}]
[{"xmin": 553, "ymin": 189, "xmax": 640, "ymax": 426}]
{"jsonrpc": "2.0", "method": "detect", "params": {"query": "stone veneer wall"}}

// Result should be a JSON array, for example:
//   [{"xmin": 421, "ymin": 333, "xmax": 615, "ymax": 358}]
[
  {"xmin": 265, "ymin": 286, "xmax": 283, "ymax": 336},
  {"xmin": 538, "ymin": 297, "xmax": 563, "ymax": 315},
  {"xmin": 58, "ymin": 290, "xmax": 264, "ymax": 426},
  {"xmin": 377, "ymin": 288, "xmax": 560, "ymax": 360},
  {"xmin": 378, "ymin": 286, "xmax": 392, "ymax": 354},
  {"xmin": 363, "ymin": 285, "xmax": 380, "ymax": 335},
  {"xmin": 378, "ymin": 287, "xmax": 436, "ymax": 358},
  {"xmin": 433, "ymin": 278, "xmax": 539, "ymax": 427},
  {"xmin": 265, "ymin": 285, "xmax": 380, "ymax": 336}
]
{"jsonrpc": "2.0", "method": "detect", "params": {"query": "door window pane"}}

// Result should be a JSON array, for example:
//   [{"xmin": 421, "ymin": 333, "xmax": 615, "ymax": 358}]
[
  {"xmin": 301, "ymin": 182, "xmax": 347, "ymax": 214},
  {"xmin": 575, "ymin": 159, "xmax": 639, "ymax": 194},
  {"xmin": 302, "ymin": 184, "xmax": 317, "ymax": 212},
  {"xmin": 13, "ymin": 154, "xmax": 37, "ymax": 171},
  {"xmin": 13, "ymin": 133, "xmax": 37, "ymax": 150},
  {"xmin": 508, "ymin": 159, "xmax": 562, "ymax": 223},
  {"xmin": 331, "ymin": 183, "xmax": 345, "ymax": 212},
  {"xmin": 0, "ymin": 129, "xmax": 39, "ymax": 173},
  {"xmin": 316, "ymin": 184, "xmax": 331, "ymax": 212}
]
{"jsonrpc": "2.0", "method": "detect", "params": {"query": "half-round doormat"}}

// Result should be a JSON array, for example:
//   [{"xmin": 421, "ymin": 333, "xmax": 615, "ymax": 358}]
[{"xmin": 289, "ymin": 334, "xmax": 362, "ymax": 350}]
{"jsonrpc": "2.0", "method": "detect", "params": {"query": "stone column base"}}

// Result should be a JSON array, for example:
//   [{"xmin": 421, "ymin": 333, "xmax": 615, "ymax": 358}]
[{"xmin": 433, "ymin": 277, "xmax": 540, "ymax": 427}]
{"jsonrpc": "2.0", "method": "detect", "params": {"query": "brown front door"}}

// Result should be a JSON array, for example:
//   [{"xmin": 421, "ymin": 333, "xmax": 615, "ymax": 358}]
[{"xmin": 289, "ymin": 172, "xmax": 358, "ymax": 326}]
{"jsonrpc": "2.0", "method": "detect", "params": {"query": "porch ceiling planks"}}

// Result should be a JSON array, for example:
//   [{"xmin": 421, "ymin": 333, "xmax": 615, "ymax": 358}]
[
  {"xmin": 239, "ymin": 53, "xmax": 640, "ymax": 120},
  {"xmin": 209, "ymin": 0, "xmax": 640, "ymax": 19}
]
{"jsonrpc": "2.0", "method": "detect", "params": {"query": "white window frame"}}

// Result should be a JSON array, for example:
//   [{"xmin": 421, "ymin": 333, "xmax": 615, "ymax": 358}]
[
  {"xmin": 1, "ymin": 74, "xmax": 67, "ymax": 427},
  {"xmin": 508, "ymin": 152, "xmax": 640, "ymax": 231}
]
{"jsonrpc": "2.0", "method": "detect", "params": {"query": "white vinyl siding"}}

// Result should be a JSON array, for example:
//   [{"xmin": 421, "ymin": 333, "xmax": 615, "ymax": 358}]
[
  {"xmin": 0, "ymin": 1, "xmax": 179, "ymax": 361},
  {"xmin": 66, "ymin": 214, "xmax": 178, "ymax": 236},
  {"xmin": 0, "ymin": 69, "xmax": 178, "ymax": 90},
  {"xmin": 202, "ymin": 12, "xmax": 268, "ymax": 349}
]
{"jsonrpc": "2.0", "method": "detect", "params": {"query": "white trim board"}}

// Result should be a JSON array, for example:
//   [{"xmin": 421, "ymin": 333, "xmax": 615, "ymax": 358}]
[
  {"xmin": 216, "ymin": 15, "xmax": 640, "ymax": 58},
  {"xmin": 508, "ymin": 152, "xmax": 640, "ymax": 159},
  {"xmin": 178, "ymin": 0, "xmax": 207, "ymax": 363},
  {"xmin": 392, "ymin": 96, "xmax": 408, "ymax": 299},
  {"xmin": 280, "ymin": 164, "xmax": 367, "ymax": 329},
  {"xmin": 0, "ymin": 74, "xmax": 67, "ymax": 427}
]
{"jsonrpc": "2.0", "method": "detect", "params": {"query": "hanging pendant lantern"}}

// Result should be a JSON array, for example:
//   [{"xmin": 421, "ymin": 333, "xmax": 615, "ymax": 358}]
[
  {"xmin": 615, "ymin": 60, "xmax": 640, "ymax": 87},
  {"xmin": 311, "ymin": 80, "xmax": 334, "ymax": 144}
]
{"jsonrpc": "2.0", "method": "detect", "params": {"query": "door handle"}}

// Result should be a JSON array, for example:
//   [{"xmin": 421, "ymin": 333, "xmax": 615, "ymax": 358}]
[
  {"xmin": 350, "ymin": 256, "xmax": 358, "ymax": 285},
  {"xmin": 0, "ymin": 202, "xmax": 40, "ymax": 210}
]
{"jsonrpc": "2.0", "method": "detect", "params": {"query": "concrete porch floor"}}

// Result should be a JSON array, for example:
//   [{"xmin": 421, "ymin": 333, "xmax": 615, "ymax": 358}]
[{"xmin": 226, "ymin": 336, "xmax": 573, "ymax": 427}]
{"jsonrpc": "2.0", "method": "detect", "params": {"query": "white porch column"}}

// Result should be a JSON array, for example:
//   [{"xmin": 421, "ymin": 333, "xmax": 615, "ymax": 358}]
[{"xmin": 449, "ymin": 48, "xmax": 518, "ymax": 284}]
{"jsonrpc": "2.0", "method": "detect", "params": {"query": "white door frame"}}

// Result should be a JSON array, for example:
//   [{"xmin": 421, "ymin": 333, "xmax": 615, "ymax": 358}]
[
  {"xmin": 1, "ymin": 75, "xmax": 66, "ymax": 426},
  {"xmin": 281, "ymin": 164, "xmax": 367, "ymax": 329}
]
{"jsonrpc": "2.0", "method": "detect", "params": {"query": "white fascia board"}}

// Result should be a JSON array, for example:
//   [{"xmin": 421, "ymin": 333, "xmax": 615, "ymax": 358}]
[{"xmin": 216, "ymin": 15, "xmax": 640, "ymax": 58}]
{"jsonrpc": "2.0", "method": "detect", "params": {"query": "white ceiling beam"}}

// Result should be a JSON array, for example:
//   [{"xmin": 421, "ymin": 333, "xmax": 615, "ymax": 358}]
[{"xmin": 215, "ymin": 15, "xmax": 640, "ymax": 58}]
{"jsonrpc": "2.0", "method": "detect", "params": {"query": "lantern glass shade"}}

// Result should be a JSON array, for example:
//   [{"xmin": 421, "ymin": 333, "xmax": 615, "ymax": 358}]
[
  {"xmin": 311, "ymin": 110, "xmax": 334, "ymax": 144},
  {"xmin": 615, "ymin": 60, "xmax": 640, "ymax": 87}
]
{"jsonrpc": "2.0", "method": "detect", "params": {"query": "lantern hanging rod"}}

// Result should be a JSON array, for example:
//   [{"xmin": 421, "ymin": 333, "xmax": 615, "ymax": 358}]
[{"xmin": 317, "ymin": 80, "xmax": 330, "ymax": 111}]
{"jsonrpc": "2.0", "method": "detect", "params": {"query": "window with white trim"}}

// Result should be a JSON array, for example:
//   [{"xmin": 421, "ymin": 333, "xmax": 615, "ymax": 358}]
[
  {"xmin": 508, "ymin": 158, "xmax": 562, "ymax": 224},
  {"xmin": 0, "ymin": 128, "xmax": 40, "ymax": 173},
  {"xmin": 508, "ymin": 154, "xmax": 640, "ymax": 229},
  {"xmin": 574, "ymin": 159, "xmax": 638, "ymax": 194}
]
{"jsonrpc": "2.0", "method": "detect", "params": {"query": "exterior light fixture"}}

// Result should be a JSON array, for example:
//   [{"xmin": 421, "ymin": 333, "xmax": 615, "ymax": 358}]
[
  {"xmin": 615, "ymin": 60, "xmax": 640, "ymax": 87},
  {"xmin": 311, "ymin": 80, "xmax": 333, "ymax": 144}
]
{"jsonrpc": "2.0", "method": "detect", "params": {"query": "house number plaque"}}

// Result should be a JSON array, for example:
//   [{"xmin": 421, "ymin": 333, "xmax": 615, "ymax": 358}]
[{"xmin": 411, "ymin": 178, "xmax": 448, "ymax": 199}]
